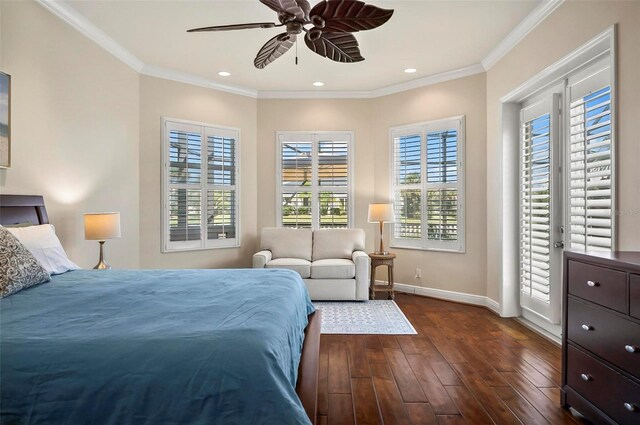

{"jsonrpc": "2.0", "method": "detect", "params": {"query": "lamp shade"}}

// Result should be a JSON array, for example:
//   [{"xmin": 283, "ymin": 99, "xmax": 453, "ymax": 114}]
[
  {"xmin": 84, "ymin": 212, "xmax": 121, "ymax": 240},
  {"xmin": 368, "ymin": 203, "xmax": 394, "ymax": 223}
]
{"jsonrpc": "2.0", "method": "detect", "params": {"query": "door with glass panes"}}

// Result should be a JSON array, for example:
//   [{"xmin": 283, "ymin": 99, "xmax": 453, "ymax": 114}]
[
  {"xmin": 519, "ymin": 91, "xmax": 563, "ymax": 325},
  {"xmin": 518, "ymin": 57, "xmax": 614, "ymax": 326}
]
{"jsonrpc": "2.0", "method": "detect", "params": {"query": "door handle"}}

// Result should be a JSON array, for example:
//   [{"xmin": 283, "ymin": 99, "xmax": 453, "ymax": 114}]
[{"xmin": 554, "ymin": 241, "xmax": 565, "ymax": 249}]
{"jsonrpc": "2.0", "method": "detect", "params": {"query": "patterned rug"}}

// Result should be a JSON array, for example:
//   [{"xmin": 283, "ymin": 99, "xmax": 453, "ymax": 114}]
[{"xmin": 312, "ymin": 301, "xmax": 417, "ymax": 334}]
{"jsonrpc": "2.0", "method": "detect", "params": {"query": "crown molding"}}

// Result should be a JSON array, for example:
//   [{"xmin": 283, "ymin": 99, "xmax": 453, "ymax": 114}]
[
  {"xmin": 37, "ymin": 0, "xmax": 561, "ymax": 99},
  {"xmin": 257, "ymin": 90, "xmax": 374, "ymax": 99},
  {"xmin": 36, "ymin": 0, "xmax": 144, "ymax": 72},
  {"xmin": 481, "ymin": 0, "xmax": 565, "ymax": 71},
  {"xmin": 141, "ymin": 65, "xmax": 258, "ymax": 98},
  {"xmin": 257, "ymin": 63, "xmax": 485, "ymax": 99},
  {"xmin": 372, "ymin": 64, "xmax": 485, "ymax": 98}
]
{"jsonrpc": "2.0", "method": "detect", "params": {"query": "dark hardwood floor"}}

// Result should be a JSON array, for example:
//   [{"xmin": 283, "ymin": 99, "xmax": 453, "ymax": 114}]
[{"xmin": 316, "ymin": 293, "xmax": 588, "ymax": 425}]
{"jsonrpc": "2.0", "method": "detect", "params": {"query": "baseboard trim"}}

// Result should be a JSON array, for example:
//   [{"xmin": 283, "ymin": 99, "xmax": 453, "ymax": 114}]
[
  {"xmin": 514, "ymin": 317, "xmax": 562, "ymax": 346},
  {"xmin": 386, "ymin": 281, "xmax": 562, "ymax": 345},
  {"xmin": 385, "ymin": 281, "xmax": 501, "ymax": 315}
]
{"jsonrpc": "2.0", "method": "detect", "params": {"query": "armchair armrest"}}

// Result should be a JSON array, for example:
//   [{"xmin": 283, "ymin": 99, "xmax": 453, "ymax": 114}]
[
  {"xmin": 352, "ymin": 251, "xmax": 371, "ymax": 300},
  {"xmin": 253, "ymin": 250, "xmax": 272, "ymax": 268}
]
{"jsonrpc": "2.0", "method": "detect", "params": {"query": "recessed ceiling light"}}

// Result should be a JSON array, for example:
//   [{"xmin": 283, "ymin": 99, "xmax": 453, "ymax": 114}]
[
  {"xmin": 404, "ymin": 68, "xmax": 417, "ymax": 74},
  {"xmin": 218, "ymin": 71, "xmax": 231, "ymax": 77},
  {"xmin": 313, "ymin": 81, "xmax": 325, "ymax": 87}
]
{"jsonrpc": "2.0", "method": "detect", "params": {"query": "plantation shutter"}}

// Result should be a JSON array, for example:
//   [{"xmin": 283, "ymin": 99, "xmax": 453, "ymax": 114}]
[
  {"xmin": 567, "ymin": 59, "xmax": 614, "ymax": 252},
  {"xmin": 519, "ymin": 94, "xmax": 562, "ymax": 325},
  {"xmin": 167, "ymin": 122, "xmax": 203, "ymax": 249},
  {"xmin": 278, "ymin": 132, "xmax": 352, "ymax": 229},
  {"xmin": 205, "ymin": 128, "xmax": 238, "ymax": 243},
  {"xmin": 280, "ymin": 134, "xmax": 313, "ymax": 228},
  {"xmin": 164, "ymin": 120, "xmax": 240, "ymax": 251},
  {"xmin": 390, "ymin": 117, "xmax": 465, "ymax": 252},
  {"xmin": 426, "ymin": 129, "xmax": 459, "ymax": 242},
  {"xmin": 318, "ymin": 137, "xmax": 349, "ymax": 228},
  {"xmin": 392, "ymin": 131, "xmax": 422, "ymax": 244},
  {"xmin": 520, "ymin": 110, "xmax": 552, "ymax": 304}
]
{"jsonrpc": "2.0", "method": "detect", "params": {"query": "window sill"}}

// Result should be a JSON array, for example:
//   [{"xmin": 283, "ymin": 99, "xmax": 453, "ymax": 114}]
[
  {"xmin": 162, "ymin": 243, "xmax": 241, "ymax": 254},
  {"xmin": 389, "ymin": 244, "xmax": 466, "ymax": 254}
]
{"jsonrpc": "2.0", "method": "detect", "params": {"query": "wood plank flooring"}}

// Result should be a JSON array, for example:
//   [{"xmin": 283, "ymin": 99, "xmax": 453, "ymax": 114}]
[{"xmin": 316, "ymin": 293, "xmax": 588, "ymax": 425}]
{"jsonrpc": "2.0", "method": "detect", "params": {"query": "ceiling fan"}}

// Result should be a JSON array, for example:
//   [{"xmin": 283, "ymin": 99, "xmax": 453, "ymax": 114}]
[{"xmin": 187, "ymin": 0, "xmax": 394, "ymax": 69}]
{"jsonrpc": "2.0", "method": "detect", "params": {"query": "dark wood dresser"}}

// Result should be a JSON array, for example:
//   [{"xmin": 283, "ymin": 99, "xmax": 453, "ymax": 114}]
[{"xmin": 562, "ymin": 251, "xmax": 640, "ymax": 424}]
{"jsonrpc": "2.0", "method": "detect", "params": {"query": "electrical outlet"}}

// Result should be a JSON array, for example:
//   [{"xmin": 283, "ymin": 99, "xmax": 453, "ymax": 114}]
[{"xmin": 415, "ymin": 268, "xmax": 422, "ymax": 279}]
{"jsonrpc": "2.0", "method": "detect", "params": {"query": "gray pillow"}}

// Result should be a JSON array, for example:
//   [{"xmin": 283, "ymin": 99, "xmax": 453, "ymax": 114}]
[{"xmin": 0, "ymin": 227, "xmax": 51, "ymax": 298}]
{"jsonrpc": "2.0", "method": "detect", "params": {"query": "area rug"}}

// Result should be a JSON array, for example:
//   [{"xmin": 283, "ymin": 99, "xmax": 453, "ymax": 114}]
[{"xmin": 312, "ymin": 301, "xmax": 417, "ymax": 334}]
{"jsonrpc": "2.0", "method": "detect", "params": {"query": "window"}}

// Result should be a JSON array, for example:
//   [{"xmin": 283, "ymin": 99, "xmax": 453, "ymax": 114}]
[
  {"xmin": 567, "ymin": 58, "xmax": 614, "ymax": 252},
  {"xmin": 277, "ymin": 132, "xmax": 352, "ymax": 229},
  {"xmin": 162, "ymin": 118, "xmax": 240, "ymax": 252},
  {"xmin": 390, "ymin": 117, "xmax": 465, "ymax": 252}
]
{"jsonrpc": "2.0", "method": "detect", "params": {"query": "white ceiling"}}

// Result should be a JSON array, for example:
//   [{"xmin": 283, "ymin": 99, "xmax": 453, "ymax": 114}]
[{"xmin": 63, "ymin": 0, "xmax": 541, "ymax": 92}]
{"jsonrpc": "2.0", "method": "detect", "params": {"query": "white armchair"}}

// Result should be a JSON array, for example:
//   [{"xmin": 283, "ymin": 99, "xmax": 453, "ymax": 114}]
[{"xmin": 253, "ymin": 228, "xmax": 370, "ymax": 301}]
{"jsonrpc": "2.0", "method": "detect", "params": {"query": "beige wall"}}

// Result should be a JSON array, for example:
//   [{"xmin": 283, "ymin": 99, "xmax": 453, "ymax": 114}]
[
  {"xmin": 256, "ymin": 99, "xmax": 376, "ymax": 252},
  {"xmin": 0, "ymin": 0, "xmax": 140, "ymax": 269},
  {"xmin": 256, "ymin": 74, "xmax": 487, "ymax": 296},
  {"xmin": 371, "ymin": 73, "xmax": 488, "ymax": 295},
  {"xmin": 7, "ymin": 1, "xmax": 639, "ymax": 306},
  {"xmin": 486, "ymin": 1, "xmax": 640, "ymax": 302},
  {"xmin": 139, "ymin": 76, "xmax": 258, "ymax": 268}
]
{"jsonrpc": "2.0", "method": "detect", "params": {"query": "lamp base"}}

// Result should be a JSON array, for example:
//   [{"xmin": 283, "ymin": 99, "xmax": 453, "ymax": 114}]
[
  {"xmin": 93, "ymin": 260, "xmax": 111, "ymax": 270},
  {"xmin": 93, "ymin": 240, "xmax": 111, "ymax": 270}
]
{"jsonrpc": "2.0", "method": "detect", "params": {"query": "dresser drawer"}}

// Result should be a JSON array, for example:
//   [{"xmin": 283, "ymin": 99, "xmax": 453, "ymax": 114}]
[
  {"xmin": 631, "ymin": 274, "xmax": 640, "ymax": 320},
  {"xmin": 568, "ymin": 260, "xmax": 627, "ymax": 313},
  {"xmin": 567, "ymin": 345, "xmax": 640, "ymax": 425},
  {"xmin": 567, "ymin": 298, "xmax": 640, "ymax": 378}
]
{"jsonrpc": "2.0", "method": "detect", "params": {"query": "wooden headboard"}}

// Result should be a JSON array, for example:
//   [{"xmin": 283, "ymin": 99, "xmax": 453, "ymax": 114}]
[{"xmin": 0, "ymin": 195, "xmax": 49, "ymax": 226}]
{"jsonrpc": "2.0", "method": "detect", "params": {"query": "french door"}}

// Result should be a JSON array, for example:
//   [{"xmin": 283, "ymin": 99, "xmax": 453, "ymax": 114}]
[
  {"xmin": 517, "ymin": 56, "xmax": 615, "ymax": 328},
  {"xmin": 519, "ymin": 92, "xmax": 564, "ymax": 325}
]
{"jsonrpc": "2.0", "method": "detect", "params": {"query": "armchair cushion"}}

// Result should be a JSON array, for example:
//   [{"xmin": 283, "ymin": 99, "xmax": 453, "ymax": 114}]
[
  {"xmin": 312, "ymin": 229, "xmax": 366, "ymax": 261},
  {"xmin": 310, "ymin": 259, "xmax": 355, "ymax": 279},
  {"xmin": 266, "ymin": 258, "xmax": 311, "ymax": 278},
  {"xmin": 260, "ymin": 228, "xmax": 312, "ymax": 261}
]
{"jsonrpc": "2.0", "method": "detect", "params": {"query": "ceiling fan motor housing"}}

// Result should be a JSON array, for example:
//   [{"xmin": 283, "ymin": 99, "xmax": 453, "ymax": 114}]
[{"xmin": 286, "ymin": 21, "xmax": 304, "ymax": 35}]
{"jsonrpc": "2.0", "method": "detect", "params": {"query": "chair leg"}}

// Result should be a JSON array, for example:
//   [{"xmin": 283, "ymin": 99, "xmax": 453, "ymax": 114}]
[
  {"xmin": 370, "ymin": 265, "xmax": 376, "ymax": 300},
  {"xmin": 388, "ymin": 265, "xmax": 395, "ymax": 300}
]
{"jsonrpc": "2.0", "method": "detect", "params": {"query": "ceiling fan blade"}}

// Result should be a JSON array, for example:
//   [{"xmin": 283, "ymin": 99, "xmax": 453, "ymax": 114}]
[
  {"xmin": 304, "ymin": 32, "xmax": 364, "ymax": 63},
  {"xmin": 254, "ymin": 33, "xmax": 295, "ymax": 69},
  {"xmin": 260, "ymin": 0, "xmax": 310, "ymax": 21},
  {"xmin": 187, "ymin": 22, "xmax": 279, "ymax": 32},
  {"xmin": 309, "ymin": 0, "xmax": 394, "ymax": 32}
]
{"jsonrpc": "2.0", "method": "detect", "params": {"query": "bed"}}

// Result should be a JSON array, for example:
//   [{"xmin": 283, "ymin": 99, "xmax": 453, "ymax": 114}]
[{"xmin": 0, "ymin": 195, "xmax": 321, "ymax": 425}]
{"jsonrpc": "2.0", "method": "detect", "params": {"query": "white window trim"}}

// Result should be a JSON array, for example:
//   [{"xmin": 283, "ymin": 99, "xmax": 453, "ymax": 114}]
[
  {"xmin": 161, "ymin": 117, "xmax": 241, "ymax": 252},
  {"xmin": 275, "ymin": 131, "xmax": 354, "ymax": 229},
  {"xmin": 389, "ymin": 116, "xmax": 466, "ymax": 253},
  {"xmin": 498, "ymin": 25, "xmax": 616, "ymax": 320}
]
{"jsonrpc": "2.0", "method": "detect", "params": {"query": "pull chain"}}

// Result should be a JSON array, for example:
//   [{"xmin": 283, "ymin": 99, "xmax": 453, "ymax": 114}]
[{"xmin": 295, "ymin": 37, "xmax": 298, "ymax": 65}]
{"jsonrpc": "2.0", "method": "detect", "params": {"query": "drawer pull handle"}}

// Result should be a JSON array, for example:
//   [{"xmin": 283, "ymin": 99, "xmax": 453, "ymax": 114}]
[
  {"xmin": 624, "ymin": 403, "xmax": 638, "ymax": 412},
  {"xmin": 625, "ymin": 345, "xmax": 639, "ymax": 353},
  {"xmin": 580, "ymin": 373, "xmax": 592, "ymax": 381},
  {"xmin": 586, "ymin": 280, "xmax": 599, "ymax": 287},
  {"xmin": 581, "ymin": 324, "xmax": 593, "ymax": 331}
]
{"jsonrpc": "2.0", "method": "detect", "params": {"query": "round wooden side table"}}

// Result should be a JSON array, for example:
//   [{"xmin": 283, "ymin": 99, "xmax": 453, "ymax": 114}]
[{"xmin": 369, "ymin": 252, "xmax": 396, "ymax": 300}]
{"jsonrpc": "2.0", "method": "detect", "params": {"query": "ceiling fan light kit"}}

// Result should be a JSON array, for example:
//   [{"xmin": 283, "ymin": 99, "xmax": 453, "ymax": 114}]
[{"xmin": 187, "ymin": 0, "xmax": 394, "ymax": 69}]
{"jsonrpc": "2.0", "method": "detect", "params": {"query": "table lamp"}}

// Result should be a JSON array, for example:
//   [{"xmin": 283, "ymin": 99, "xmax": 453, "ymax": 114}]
[
  {"xmin": 84, "ymin": 212, "xmax": 121, "ymax": 270},
  {"xmin": 368, "ymin": 203, "xmax": 394, "ymax": 255}
]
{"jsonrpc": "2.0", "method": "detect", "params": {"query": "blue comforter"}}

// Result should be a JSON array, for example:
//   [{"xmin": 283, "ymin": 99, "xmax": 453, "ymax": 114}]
[{"xmin": 1, "ymin": 269, "xmax": 315, "ymax": 425}]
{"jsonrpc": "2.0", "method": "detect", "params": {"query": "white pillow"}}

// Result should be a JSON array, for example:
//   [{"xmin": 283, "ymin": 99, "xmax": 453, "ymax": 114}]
[{"xmin": 6, "ymin": 224, "xmax": 80, "ymax": 275}]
